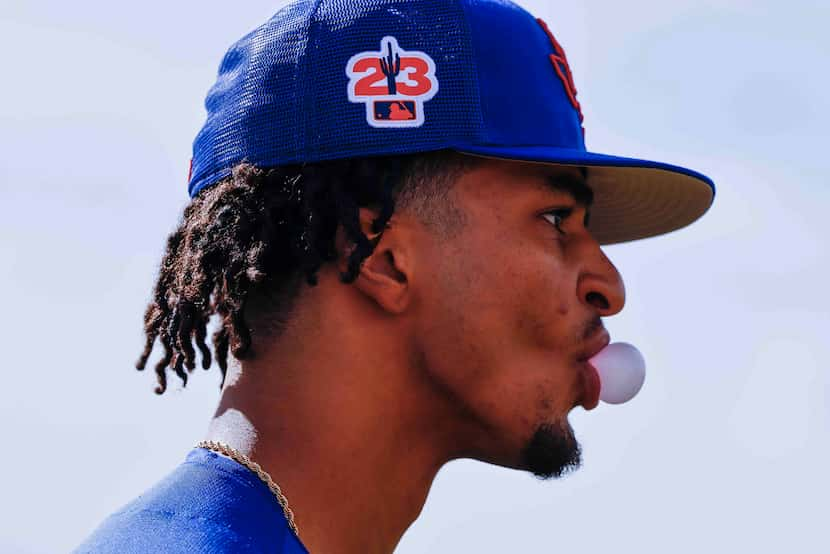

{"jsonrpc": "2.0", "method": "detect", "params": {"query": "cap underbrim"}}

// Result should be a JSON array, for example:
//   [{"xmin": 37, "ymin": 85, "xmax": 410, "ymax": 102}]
[{"xmin": 454, "ymin": 145, "xmax": 715, "ymax": 245}]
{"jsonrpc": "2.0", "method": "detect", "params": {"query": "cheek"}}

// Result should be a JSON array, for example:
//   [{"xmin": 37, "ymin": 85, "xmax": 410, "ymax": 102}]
[
  {"xmin": 425, "ymin": 225, "xmax": 580, "ymax": 363},
  {"xmin": 498, "ymin": 241, "xmax": 578, "ymax": 356},
  {"xmin": 414, "ymin": 233, "xmax": 579, "ymax": 433}
]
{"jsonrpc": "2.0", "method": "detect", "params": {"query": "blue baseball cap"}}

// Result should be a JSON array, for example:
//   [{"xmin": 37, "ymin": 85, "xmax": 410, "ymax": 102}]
[{"xmin": 188, "ymin": 0, "xmax": 715, "ymax": 244}]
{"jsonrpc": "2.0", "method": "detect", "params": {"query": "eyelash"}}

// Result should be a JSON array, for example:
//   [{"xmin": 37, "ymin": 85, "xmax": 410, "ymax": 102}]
[{"xmin": 543, "ymin": 209, "xmax": 573, "ymax": 235}]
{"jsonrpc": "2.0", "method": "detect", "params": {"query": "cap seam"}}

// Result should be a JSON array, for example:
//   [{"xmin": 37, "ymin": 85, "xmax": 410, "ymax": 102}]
[
  {"xmin": 455, "ymin": 0, "xmax": 487, "ymax": 144},
  {"xmin": 298, "ymin": 0, "xmax": 327, "ymax": 159}
]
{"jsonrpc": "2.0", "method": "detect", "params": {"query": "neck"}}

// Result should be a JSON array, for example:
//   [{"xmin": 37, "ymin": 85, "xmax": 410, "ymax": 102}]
[{"xmin": 204, "ymin": 291, "xmax": 465, "ymax": 553}]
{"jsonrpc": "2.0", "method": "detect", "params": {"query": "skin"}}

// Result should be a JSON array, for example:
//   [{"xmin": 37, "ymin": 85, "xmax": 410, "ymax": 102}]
[{"xmin": 207, "ymin": 158, "xmax": 625, "ymax": 554}]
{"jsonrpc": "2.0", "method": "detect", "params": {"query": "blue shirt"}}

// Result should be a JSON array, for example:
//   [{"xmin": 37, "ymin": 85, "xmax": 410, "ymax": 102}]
[{"xmin": 74, "ymin": 447, "xmax": 310, "ymax": 553}]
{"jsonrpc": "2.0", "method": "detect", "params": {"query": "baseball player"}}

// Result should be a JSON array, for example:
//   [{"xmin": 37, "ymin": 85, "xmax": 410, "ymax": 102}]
[{"xmin": 75, "ymin": 0, "xmax": 714, "ymax": 552}]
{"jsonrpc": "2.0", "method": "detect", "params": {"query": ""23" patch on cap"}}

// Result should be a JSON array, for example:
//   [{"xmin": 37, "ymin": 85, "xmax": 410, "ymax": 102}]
[{"xmin": 346, "ymin": 36, "xmax": 439, "ymax": 128}]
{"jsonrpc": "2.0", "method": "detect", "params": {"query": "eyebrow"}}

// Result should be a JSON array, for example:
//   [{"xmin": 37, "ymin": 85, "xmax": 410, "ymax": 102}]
[{"xmin": 543, "ymin": 170, "xmax": 594, "ymax": 207}]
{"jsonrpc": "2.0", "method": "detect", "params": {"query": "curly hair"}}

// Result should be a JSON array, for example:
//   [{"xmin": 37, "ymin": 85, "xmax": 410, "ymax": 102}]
[{"xmin": 135, "ymin": 151, "xmax": 478, "ymax": 394}]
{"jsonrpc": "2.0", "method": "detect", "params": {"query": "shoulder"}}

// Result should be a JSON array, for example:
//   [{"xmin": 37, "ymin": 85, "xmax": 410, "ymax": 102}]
[
  {"xmin": 72, "ymin": 507, "xmax": 264, "ymax": 554},
  {"xmin": 73, "ymin": 448, "xmax": 308, "ymax": 554}
]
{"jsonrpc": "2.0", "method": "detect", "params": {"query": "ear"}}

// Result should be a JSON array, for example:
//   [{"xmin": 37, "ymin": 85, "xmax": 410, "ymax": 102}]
[{"xmin": 348, "ymin": 208, "xmax": 413, "ymax": 314}]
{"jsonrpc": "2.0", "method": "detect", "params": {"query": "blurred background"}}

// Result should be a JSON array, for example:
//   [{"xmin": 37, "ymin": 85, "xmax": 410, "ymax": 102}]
[{"xmin": 1, "ymin": 0, "xmax": 827, "ymax": 552}]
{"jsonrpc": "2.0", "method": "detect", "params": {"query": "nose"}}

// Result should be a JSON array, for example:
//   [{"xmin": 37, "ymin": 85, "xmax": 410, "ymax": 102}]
[{"xmin": 576, "ymin": 245, "xmax": 625, "ymax": 317}]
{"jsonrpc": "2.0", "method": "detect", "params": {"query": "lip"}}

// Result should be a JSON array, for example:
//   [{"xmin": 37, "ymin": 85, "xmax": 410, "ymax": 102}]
[
  {"xmin": 580, "ymin": 362, "xmax": 601, "ymax": 410},
  {"xmin": 579, "ymin": 328, "xmax": 611, "ymax": 363},
  {"xmin": 578, "ymin": 328, "xmax": 610, "ymax": 411}
]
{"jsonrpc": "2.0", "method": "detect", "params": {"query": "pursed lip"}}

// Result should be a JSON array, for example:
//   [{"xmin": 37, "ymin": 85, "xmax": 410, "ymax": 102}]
[{"xmin": 578, "ymin": 327, "xmax": 611, "ymax": 363}]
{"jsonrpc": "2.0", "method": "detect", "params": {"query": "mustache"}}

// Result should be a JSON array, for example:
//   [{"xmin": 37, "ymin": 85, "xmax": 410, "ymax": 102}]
[{"xmin": 580, "ymin": 315, "xmax": 604, "ymax": 342}]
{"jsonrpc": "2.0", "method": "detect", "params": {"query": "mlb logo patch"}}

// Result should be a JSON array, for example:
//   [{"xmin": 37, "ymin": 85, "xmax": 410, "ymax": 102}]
[
  {"xmin": 374, "ymin": 100, "xmax": 417, "ymax": 121},
  {"xmin": 346, "ymin": 37, "xmax": 438, "ymax": 128}
]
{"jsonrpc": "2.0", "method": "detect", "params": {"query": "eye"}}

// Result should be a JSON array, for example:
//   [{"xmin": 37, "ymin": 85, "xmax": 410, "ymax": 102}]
[{"xmin": 542, "ymin": 208, "xmax": 572, "ymax": 235}]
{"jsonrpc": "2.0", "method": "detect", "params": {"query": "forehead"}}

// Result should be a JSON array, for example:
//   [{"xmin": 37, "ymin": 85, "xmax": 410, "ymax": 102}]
[{"xmin": 454, "ymin": 159, "xmax": 592, "ymax": 206}]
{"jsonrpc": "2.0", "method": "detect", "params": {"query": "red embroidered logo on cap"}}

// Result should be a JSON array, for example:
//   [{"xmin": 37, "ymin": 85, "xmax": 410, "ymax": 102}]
[
  {"xmin": 537, "ymin": 19, "xmax": 584, "ymax": 134},
  {"xmin": 346, "ymin": 37, "xmax": 439, "ymax": 128}
]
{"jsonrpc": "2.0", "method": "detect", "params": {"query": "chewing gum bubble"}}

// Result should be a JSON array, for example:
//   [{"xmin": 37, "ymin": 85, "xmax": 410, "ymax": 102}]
[{"xmin": 589, "ymin": 342, "xmax": 646, "ymax": 404}]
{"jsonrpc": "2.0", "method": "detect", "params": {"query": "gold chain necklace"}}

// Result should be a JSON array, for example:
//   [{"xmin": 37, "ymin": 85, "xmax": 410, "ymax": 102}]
[{"xmin": 196, "ymin": 440, "xmax": 300, "ymax": 538}]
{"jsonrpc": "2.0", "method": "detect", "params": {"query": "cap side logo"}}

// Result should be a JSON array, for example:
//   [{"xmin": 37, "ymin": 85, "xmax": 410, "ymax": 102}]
[
  {"xmin": 346, "ymin": 37, "xmax": 438, "ymax": 128},
  {"xmin": 537, "ymin": 19, "xmax": 585, "ymax": 135}
]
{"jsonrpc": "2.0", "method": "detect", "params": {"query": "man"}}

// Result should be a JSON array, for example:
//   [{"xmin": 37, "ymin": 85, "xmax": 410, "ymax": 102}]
[{"xmin": 76, "ymin": 0, "xmax": 714, "ymax": 552}]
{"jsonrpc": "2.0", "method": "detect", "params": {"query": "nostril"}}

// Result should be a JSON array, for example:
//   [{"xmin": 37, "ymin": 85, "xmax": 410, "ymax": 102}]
[{"xmin": 586, "ymin": 291, "xmax": 610, "ymax": 311}]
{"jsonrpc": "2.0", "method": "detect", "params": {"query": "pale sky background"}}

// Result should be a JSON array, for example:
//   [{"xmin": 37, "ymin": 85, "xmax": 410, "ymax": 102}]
[{"xmin": 1, "ymin": 0, "xmax": 827, "ymax": 552}]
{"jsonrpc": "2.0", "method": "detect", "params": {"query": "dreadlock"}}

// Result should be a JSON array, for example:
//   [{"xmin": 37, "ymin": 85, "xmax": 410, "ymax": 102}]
[{"xmin": 136, "ymin": 150, "xmax": 478, "ymax": 394}]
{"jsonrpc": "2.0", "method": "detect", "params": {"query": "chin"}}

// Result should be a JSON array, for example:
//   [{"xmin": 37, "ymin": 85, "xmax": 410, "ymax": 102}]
[{"xmin": 519, "ymin": 420, "xmax": 582, "ymax": 480}]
